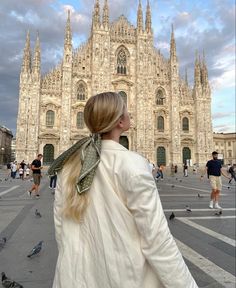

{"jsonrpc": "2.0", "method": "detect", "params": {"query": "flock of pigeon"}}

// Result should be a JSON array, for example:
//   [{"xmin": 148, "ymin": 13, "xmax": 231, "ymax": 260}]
[
  {"xmin": 1, "ymin": 209, "xmax": 43, "ymax": 288},
  {"xmin": 168, "ymin": 177, "xmax": 223, "ymax": 221}
]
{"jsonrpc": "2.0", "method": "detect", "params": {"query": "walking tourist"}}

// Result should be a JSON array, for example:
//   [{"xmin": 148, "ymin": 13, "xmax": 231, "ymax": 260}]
[
  {"xmin": 201, "ymin": 151, "xmax": 230, "ymax": 209},
  {"xmin": 10, "ymin": 161, "xmax": 17, "ymax": 179},
  {"xmin": 183, "ymin": 163, "xmax": 188, "ymax": 177},
  {"xmin": 18, "ymin": 166, "xmax": 24, "ymax": 180},
  {"xmin": 228, "ymin": 165, "xmax": 236, "ymax": 184},
  {"xmin": 28, "ymin": 154, "xmax": 43, "ymax": 199},
  {"xmin": 49, "ymin": 175, "xmax": 57, "ymax": 190},
  {"xmin": 20, "ymin": 160, "xmax": 26, "ymax": 180},
  {"xmin": 49, "ymin": 92, "xmax": 198, "ymax": 288},
  {"xmin": 170, "ymin": 164, "xmax": 175, "ymax": 177},
  {"xmin": 174, "ymin": 164, "xmax": 178, "ymax": 174}
]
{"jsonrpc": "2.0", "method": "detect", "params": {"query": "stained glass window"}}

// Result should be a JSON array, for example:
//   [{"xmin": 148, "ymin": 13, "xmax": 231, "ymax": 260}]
[
  {"xmin": 182, "ymin": 117, "xmax": 189, "ymax": 131},
  {"xmin": 157, "ymin": 116, "xmax": 164, "ymax": 131},
  {"xmin": 156, "ymin": 90, "xmax": 165, "ymax": 105},
  {"xmin": 117, "ymin": 49, "xmax": 127, "ymax": 75},
  {"xmin": 77, "ymin": 112, "xmax": 84, "ymax": 129},
  {"xmin": 46, "ymin": 110, "xmax": 55, "ymax": 127},
  {"xmin": 77, "ymin": 83, "xmax": 86, "ymax": 100}
]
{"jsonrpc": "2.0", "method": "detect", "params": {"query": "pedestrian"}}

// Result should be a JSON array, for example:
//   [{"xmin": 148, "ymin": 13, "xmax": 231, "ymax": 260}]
[
  {"xmin": 49, "ymin": 92, "xmax": 198, "ymax": 288},
  {"xmin": 25, "ymin": 166, "xmax": 30, "ymax": 179},
  {"xmin": 183, "ymin": 163, "xmax": 188, "ymax": 177},
  {"xmin": 159, "ymin": 164, "xmax": 164, "ymax": 180},
  {"xmin": 228, "ymin": 165, "xmax": 236, "ymax": 184},
  {"xmin": 49, "ymin": 175, "xmax": 57, "ymax": 190},
  {"xmin": 10, "ymin": 161, "xmax": 17, "ymax": 179},
  {"xmin": 155, "ymin": 164, "xmax": 161, "ymax": 181},
  {"xmin": 28, "ymin": 154, "xmax": 43, "ymax": 199},
  {"xmin": 19, "ymin": 166, "xmax": 24, "ymax": 180},
  {"xmin": 201, "ymin": 151, "xmax": 230, "ymax": 209},
  {"xmin": 20, "ymin": 160, "xmax": 26, "ymax": 180},
  {"xmin": 170, "ymin": 164, "xmax": 175, "ymax": 177},
  {"xmin": 174, "ymin": 164, "xmax": 178, "ymax": 174}
]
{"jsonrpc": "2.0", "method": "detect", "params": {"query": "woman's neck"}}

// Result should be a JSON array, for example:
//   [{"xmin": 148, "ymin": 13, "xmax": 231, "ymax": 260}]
[{"xmin": 101, "ymin": 129, "xmax": 121, "ymax": 143}]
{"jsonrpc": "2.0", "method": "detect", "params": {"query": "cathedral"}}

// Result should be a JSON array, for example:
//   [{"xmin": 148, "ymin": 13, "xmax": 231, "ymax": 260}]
[{"xmin": 16, "ymin": 0, "xmax": 213, "ymax": 166}]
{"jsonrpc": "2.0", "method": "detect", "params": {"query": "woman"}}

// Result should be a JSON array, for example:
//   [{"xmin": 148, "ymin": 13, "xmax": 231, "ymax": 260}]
[{"xmin": 49, "ymin": 92, "xmax": 198, "ymax": 288}]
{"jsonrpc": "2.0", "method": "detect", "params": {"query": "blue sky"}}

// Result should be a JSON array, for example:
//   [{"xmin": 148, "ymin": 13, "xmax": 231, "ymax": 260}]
[{"xmin": 0, "ymin": 0, "xmax": 235, "ymax": 135}]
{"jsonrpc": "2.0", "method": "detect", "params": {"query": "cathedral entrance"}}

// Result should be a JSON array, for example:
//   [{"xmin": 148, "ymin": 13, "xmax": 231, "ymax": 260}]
[
  {"xmin": 119, "ymin": 136, "xmax": 129, "ymax": 149},
  {"xmin": 182, "ymin": 147, "xmax": 191, "ymax": 164},
  {"xmin": 156, "ymin": 146, "xmax": 166, "ymax": 166},
  {"xmin": 43, "ymin": 144, "xmax": 54, "ymax": 165}
]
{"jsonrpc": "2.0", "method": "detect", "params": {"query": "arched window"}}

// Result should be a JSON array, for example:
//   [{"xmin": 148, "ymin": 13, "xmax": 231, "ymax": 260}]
[
  {"xmin": 182, "ymin": 117, "xmax": 189, "ymax": 131},
  {"xmin": 156, "ymin": 146, "xmax": 166, "ymax": 166},
  {"xmin": 119, "ymin": 91, "xmax": 127, "ymax": 106},
  {"xmin": 183, "ymin": 147, "xmax": 191, "ymax": 164},
  {"xmin": 46, "ymin": 110, "xmax": 55, "ymax": 127},
  {"xmin": 157, "ymin": 116, "xmax": 164, "ymax": 131},
  {"xmin": 156, "ymin": 90, "xmax": 165, "ymax": 105},
  {"xmin": 77, "ymin": 82, "xmax": 86, "ymax": 101},
  {"xmin": 117, "ymin": 48, "xmax": 127, "ymax": 75},
  {"xmin": 77, "ymin": 112, "xmax": 84, "ymax": 129},
  {"xmin": 43, "ymin": 144, "xmax": 54, "ymax": 165}
]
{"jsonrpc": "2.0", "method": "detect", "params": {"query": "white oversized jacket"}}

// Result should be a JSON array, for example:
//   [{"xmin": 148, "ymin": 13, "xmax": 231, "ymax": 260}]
[{"xmin": 53, "ymin": 140, "xmax": 198, "ymax": 288}]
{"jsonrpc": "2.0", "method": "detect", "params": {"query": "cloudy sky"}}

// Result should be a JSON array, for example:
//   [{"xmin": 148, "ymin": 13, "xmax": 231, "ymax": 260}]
[{"xmin": 0, "ymin": 0, "xmax": 235, "ymax": 136}]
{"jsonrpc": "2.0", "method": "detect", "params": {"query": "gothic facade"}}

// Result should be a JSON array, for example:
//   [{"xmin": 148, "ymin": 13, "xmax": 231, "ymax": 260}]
[{"xmin": 16, "ymin": 0, "xmax": 213, "ymax": 166}]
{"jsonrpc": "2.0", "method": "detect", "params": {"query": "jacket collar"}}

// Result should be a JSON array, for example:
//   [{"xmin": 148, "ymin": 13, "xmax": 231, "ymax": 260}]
[{"xmin": 101, "ymin": 139, "xmax": 127, "ymax": 151}]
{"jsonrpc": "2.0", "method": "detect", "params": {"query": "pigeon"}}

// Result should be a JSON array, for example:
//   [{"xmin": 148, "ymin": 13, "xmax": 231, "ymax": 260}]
[
  {"xmin": 1, "ymin": 272, "xmax": 24, "ymax": 288},
  {"xmin": 214, "ymin": 210, "xmax": 222, "ymax": 216},
  {"xmin": 0, "ymin": 237, "xmax": 6, "ymax": 248},
  {"xmin": 27, "ymin": 241, "xmax": 43, "ymax": 258},
  {"xmin": 185, "ymin": 205, "xmax": 192, "ymax": 212},
  {"xmin": 171, "ymin": 184, "xmax": 175, "ymax": 188},
  {"xmin": 35, "ymin": 209, "xmax": 42, "ymax": 218},
  {"xmin": 197, "ymin": 193, "xmax": 204, "ymax": 198},
  {"xmin": 169, "ymin": 212, "xmax": 175, "ymax": 220},
  {"xmin": 179, "ymin": 179, "xmax": 182, "ymax": 183}
]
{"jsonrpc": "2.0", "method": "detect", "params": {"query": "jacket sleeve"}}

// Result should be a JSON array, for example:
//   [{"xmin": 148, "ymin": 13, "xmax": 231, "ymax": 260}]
[
  {"xmin": 54, "ymin": 172, "xmax": 63, "ymax": 250},
  {"xmin": 125, "ymin": 171, "xmax": 198, "ymax": 288}
]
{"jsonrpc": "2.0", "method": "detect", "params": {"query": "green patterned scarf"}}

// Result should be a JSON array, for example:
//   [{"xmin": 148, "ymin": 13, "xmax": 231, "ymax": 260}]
[{"xmin": 48, "ymin": 134, "xmax": 101, "ymax": 194}]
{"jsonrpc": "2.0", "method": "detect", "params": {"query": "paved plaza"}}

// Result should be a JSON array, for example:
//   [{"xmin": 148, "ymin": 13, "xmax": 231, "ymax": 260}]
[{"xmin": 0, "ymin": 168, "xmax": 235, "ymax": 288}]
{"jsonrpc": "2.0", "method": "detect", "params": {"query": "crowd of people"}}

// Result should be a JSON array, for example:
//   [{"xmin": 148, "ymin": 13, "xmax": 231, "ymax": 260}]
[{"xmin": 7, "ymin": 160, "xmax": 31, "ymax": 180}]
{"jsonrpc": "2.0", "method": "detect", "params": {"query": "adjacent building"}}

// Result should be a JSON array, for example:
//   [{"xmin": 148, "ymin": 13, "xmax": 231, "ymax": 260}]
[
  {"xmin": 16, "ymin": 0, "xmax": 213, "ymax": 166},
  {"xmin": 213, "ymin": 132, "xmax": 236, "ymax": 165},
  {"xmin": 0, "ymin": 125, "xmax": 13, "ymax": 165}
]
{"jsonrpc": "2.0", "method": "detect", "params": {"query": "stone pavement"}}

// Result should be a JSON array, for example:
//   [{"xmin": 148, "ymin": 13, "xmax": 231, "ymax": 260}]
[{"xmin": 0, "ymin": 168, "xmax": 235, "ymax": 288}]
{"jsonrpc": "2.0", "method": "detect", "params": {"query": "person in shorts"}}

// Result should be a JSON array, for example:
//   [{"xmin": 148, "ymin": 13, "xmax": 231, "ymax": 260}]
[
  {"xmin": 201, "ymin": 151, "xmax": 230, "ymax": 209},
  {"xmin": 28, "ymin": 154, "xmax": 43, "ymax": 199}
]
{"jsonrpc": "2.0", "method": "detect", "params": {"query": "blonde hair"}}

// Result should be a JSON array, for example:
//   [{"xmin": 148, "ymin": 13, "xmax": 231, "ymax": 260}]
[{"xmin": 63, "ymin": 92, "xmax": 125, "ymax": 222}]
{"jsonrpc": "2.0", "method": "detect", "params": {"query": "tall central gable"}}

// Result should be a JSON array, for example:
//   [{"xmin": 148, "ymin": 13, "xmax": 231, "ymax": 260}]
[{"xmin": 110, "ymin": 15, "xmax": 136, "ymax": 43}]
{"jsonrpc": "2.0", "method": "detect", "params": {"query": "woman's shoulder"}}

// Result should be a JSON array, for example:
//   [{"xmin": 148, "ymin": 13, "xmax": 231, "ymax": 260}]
[{"xmin": 116, "ymin": 150, "xmax": 149, "ymax": 175}]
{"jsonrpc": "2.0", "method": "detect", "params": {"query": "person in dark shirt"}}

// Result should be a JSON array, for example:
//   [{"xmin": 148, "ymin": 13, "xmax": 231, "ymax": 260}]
[
  {"xmin": 28, "ymin": 154, "xmax": 43, "ymax": 199},
  {"xmin": 228, "ymin": 165, "xmax": 236, "ymax": 184},
  {"xmin": 201, "ymin": 151, "xmax": 230, "ymax": 209}
]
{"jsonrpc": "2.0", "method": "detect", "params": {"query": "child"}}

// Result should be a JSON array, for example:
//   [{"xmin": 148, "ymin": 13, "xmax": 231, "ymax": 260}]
[{"xmin": 19, "ymin": 167, "xmax": 24, "ymax": 180}]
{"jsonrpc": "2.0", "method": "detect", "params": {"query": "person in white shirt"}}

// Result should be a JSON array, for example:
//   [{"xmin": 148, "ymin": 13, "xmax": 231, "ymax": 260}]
[
  {"xmin": 50, "ymin": 92, "xmax": 198, "ymax": 288},
  {"xmin": 18, "ymin": 167, "xmax": 24, "ymax": 180},
  {"xmin": 11, "ymin": 162, "xmax": 17, "ymax": 179}
]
